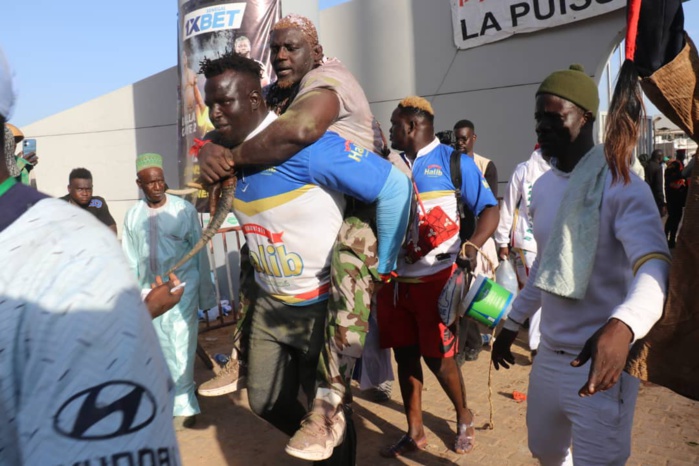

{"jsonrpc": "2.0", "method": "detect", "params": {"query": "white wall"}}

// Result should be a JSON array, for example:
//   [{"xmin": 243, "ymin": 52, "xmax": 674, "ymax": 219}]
[
  {"xmin": 22, "ymin": 68, "xmax": 179, "ymax": 237},
  {"xmin": 320, "ymin": 0, "xmax": 625, "ymax": 189}
]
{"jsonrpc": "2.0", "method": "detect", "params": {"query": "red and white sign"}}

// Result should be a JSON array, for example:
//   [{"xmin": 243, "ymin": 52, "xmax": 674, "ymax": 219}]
[{"xmin": 243, "ymin": 224, "xmax": 285, "ymax": 243}]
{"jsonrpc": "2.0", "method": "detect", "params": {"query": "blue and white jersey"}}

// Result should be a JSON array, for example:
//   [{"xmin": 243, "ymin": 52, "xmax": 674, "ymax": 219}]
[
  {"xmin": 234, "ymin": 113, "xmax": 393, "ymax": 305},
  {"xmin": 399, "ymin": 137, "xmax": 497, "ymax": 277}
]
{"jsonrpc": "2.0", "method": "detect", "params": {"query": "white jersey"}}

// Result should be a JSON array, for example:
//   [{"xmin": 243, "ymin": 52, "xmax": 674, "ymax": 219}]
[
  {"xmin": 495, "ymin": 149, "xmax": 550, "ymax": 252},
  {"xmin": 0, "ymin": 195, "xmax": 179, "ymax": 465},
  {"xmin": 234, "ymin": 114, "xmax": 396, "ymax": 305},
  {"xmin": 398, "ymin": 138, "xmax": 498, "ymax": 278}
]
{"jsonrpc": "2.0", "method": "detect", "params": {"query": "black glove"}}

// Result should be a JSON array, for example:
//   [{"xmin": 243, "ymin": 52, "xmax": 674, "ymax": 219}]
[
  {"xmin": 634, "ymin": 0, "xmax": 685, "ymax": 77},
  {"xmin": 491, "ymin": 328, "xmax": 518, "ymax": 370}
]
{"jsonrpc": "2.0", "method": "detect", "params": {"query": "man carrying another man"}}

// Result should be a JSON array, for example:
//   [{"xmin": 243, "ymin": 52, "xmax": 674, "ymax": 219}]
[
  {"xmin": 197, "ymin": 14, "xmax": 401, "ymax": 462},
  {"xmin": 199, "ymin": 51, "xmax": 411, "ymax": 462}
]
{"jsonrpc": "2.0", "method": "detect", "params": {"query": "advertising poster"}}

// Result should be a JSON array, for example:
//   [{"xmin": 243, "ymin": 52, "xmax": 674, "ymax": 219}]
[{"xmin": 177, "ymin": 0, "xmax": 281, "ymax": 211}]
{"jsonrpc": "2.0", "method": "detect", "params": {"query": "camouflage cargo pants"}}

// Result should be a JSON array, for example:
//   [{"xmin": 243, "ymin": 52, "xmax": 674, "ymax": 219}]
[{"xmin": 315, "ymin": 215, "xmax": 378, "ymax": 407}]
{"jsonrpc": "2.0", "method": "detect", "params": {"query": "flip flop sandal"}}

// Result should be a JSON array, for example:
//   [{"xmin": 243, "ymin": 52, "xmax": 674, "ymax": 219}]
[
  {"xmin": 454, "ymin": 421, "xmax": 475, "ymax": 454},
  {"xmin": 380, "ymin": 434, "xmax": 427, "ymax": 458}
]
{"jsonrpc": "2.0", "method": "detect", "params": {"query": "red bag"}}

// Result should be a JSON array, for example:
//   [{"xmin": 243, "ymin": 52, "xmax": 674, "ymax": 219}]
[{"xmin": 405, "ymin": 182, "xmax": 459, "ymax": 263}]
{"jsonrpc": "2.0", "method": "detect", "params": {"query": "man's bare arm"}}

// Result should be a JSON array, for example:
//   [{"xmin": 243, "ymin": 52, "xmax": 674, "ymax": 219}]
[
  {"xmin": 469, "ymin": 204, "xmax": 499, "ymax": 249},
  {"xmin": 462, "ymin": 205, "xmax": 500, "ymax": 271},
  {"xmin": 198, "ymin": 89, "xmax": 340, "ymax": 184}
]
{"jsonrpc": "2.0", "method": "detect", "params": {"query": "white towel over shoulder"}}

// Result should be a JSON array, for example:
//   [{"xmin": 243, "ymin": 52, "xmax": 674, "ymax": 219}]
[{"xmin": 533, "ymin": 145, "xmax": 608, "ymax": 300}]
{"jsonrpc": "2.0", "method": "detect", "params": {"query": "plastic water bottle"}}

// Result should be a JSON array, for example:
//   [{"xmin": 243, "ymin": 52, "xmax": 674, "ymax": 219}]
[
  {"xmin": 213, "ymin": 353, "xmax": 230, "ymax": 366},
  {"xmin": 495, "ymin": 259, "xmax": 519, "ymax": 322},
  {"xmin": 495, "ymin": 259, "xmax": 519, "ymax": 298}
]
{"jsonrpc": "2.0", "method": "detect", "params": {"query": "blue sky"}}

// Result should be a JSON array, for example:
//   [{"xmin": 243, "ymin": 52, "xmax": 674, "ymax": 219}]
[{"xmin": 1, "ymin": 0, "xmax": 696, "ymax": 126}]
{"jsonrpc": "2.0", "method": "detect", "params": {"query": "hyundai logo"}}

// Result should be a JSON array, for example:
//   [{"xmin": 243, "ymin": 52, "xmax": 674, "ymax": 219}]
[{"xmin": 54, "ymin": 381, "xmax": 157, "ymax": 440}]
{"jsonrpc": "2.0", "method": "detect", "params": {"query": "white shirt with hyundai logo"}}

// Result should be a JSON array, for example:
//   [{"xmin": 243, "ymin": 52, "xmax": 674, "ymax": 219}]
[{"xmin": 0, "ymin": 198, "xmax": 180, "ymax": 465}]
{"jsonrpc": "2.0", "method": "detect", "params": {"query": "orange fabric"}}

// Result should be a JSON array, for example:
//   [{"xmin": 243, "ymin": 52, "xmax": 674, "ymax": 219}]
[{"xmin": 5, "ymin": 123, "xmax": 23, "ymax": 142}]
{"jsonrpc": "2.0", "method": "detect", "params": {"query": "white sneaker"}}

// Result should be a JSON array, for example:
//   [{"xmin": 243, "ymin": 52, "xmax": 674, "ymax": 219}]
[
  {"xmin": 285, "ymin": 408, "xmax": 345, "ymax": 461},
  {"xmin": 197, "ymin": 358, "xmax": 246, "ymax": 397}
]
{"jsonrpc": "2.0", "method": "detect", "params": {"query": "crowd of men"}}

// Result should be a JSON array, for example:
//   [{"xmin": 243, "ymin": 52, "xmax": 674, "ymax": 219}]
[
  {"xmin": 640, "ymin": 148, "xmax": 693, "ymax": 248},
  {"xmin": 1, "ymin": 0, "xmax": 698, "ymax": 464}
]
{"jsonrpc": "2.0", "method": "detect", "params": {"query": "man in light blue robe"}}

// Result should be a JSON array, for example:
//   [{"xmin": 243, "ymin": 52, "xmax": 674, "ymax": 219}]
[{"xmin": 122, "ymin": 153, "xmax": 216, "ymax": 429}]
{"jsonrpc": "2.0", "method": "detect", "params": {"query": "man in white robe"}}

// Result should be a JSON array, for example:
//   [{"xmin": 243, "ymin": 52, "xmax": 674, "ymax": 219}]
[{"xmin": 122, "ymin": 153, "xmax": 216, "ymax": 429}]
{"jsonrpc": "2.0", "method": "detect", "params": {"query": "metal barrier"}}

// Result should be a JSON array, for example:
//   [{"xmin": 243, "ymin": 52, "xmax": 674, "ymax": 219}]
[{"xmin": 199, "ymin": 225, "xmax": 245, "ymax": 334}]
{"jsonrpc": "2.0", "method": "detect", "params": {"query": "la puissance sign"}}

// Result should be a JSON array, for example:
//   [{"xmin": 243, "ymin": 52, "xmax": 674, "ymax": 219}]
[{"xmin": 451, "ymin": 0, "xmax": 624, "ymax": 50}]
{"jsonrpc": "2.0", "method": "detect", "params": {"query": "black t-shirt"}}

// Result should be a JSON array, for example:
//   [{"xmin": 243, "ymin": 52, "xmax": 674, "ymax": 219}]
[
  {"xmin": 0, "ymin": 183, "xmax": 49, "ymax": 233},
  {"xmin": 60, "ymin": 195, "xmax": 116, "ymax": 229}
]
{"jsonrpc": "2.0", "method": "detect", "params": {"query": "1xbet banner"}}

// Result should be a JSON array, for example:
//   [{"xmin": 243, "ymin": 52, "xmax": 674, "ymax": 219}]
[{"xmin": 177, "ymin": 0, "xmax": 281, "ymax": 211}]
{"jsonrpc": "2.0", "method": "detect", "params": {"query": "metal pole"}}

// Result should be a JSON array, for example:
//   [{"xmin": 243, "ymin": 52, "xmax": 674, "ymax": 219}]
[
  {"xmin": 606, "ymin": 60, "xmax": 612, "ymax": 109},
  {"xmin": 618, "ymin": 39, "xmax": 624, "ymax": 68}
]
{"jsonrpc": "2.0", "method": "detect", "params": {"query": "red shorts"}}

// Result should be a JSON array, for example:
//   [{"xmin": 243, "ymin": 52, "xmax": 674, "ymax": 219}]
[{"xmin": 377, "ymin": 266, "xmax": 457, "ymax": 358}]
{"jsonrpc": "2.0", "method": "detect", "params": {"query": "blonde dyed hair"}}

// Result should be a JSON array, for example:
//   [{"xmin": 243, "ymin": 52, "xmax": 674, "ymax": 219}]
[
  {"xmin": 272, "ymin": 14, "xmax": 319, "ymax": 46},
  {"xmin": 398, "ymin": 96, "xmax": 434, "ymax": 116}
]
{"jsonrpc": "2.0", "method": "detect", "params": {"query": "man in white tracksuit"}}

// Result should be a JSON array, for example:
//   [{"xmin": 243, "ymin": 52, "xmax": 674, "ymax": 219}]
[
  {"xmin": 494, "ymin": 147, "xmax": 549, "ymax": 353},
  {"xmin": 492, "ymin": 65, "xmax": 670, "ymax": 465}
]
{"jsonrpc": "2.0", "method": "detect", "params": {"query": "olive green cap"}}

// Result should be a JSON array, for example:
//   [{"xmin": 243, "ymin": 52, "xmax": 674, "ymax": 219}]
[{"xmin": 537, "ymin": 64, "xmax": 599, "ymax": 117}]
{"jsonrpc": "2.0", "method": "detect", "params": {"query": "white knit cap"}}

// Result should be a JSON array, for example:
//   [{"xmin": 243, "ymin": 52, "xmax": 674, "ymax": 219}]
[{"xmin": 0, "ymin": 47, "xmax": 14, "ymax": 119}]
